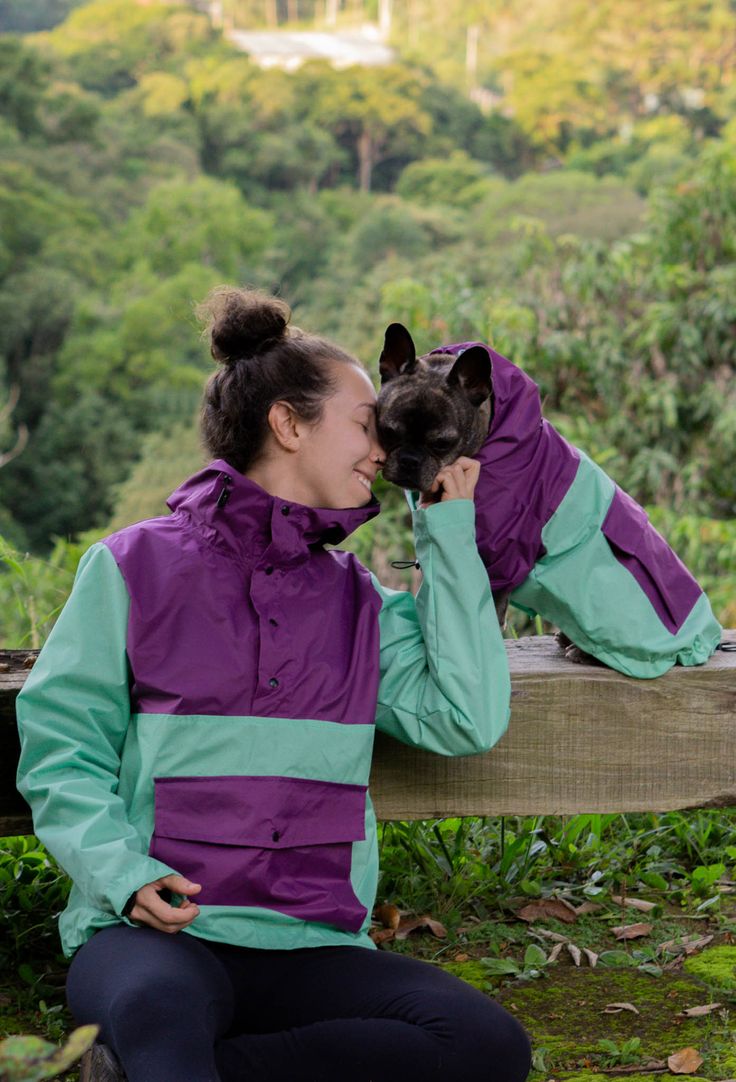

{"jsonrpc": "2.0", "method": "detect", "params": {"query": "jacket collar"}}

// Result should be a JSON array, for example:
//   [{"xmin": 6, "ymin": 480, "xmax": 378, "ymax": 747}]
[{"xmin": 167, "ymin": 459, "xmax": 379, "ymax": 564}]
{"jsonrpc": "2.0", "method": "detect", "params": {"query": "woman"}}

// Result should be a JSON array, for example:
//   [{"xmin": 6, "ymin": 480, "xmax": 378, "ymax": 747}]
[{"xmin": 16, "ymin": 289, "xmax": 530, "ymax": 1082}]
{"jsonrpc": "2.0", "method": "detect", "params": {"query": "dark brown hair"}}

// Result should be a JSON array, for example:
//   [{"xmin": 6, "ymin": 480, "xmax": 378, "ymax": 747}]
[{"xmin": 198, "ymin": 287, "xmax": 362, "ymax": 472}]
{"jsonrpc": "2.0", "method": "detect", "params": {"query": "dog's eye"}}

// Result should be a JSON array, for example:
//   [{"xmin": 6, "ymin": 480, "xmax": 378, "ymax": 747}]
[{"xmin": 432, "ymin": 438, "xmax": 454, "ymax": 454}]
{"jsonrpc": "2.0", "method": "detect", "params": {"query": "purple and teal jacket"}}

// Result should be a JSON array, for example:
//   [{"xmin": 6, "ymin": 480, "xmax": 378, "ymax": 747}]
[
  {"xmin": 16, "ymin": 460, "xmax": 510, "ymax": 957},
  {"xmin": 431, "ymin": 343, "xmax": 722, "ymax": 678}
]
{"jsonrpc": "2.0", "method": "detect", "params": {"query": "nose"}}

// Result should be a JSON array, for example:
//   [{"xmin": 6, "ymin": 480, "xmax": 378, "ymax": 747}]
[{"xmin": 370, "ymin": 431, "xmax": 386, "ymax": 467}]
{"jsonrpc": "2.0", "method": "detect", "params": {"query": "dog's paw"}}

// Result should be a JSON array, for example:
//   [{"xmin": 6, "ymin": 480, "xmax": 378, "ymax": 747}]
[
  {"xmin": 555, "ymin": 631, "xmax": 603, "ymax": 666},
  {"xmin": 564, "ymin": 644, "xmax": 594, "ymax": 665}
]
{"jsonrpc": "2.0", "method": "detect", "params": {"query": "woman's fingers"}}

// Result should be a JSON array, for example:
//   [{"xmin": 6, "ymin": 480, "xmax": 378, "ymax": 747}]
[
  {"xmin": 421, "ymin": 457, "xmax": 480, "ymax": 504},
  {"xmin": 128, "ymin": 874, "xmax": 202, "ymax": 933}
]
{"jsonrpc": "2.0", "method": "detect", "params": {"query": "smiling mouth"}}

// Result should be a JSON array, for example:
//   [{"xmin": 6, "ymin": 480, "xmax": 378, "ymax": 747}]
[{"xmin": 353, "ymin": 470, "xmax": 374, "ymax": 492}]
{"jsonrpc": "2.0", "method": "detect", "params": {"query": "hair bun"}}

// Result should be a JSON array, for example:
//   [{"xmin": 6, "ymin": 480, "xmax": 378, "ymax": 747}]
[{"xmin": 200, "ymin": 287, "xmax": 291, "ymax": 365}]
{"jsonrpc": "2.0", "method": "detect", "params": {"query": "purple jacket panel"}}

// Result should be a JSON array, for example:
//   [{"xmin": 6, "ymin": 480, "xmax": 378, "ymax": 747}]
[
  {"xmin": 104, "ymin": 461, "xmax": 382, "ymax": 723},
  {"xmin": 431, "ymin": 343, "xmax": 580, "ymax": 592}
]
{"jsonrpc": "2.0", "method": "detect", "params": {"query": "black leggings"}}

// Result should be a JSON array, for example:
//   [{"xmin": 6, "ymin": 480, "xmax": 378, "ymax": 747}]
[{"xmin": 67, "ymin": 924, "xmax": 531, "ymax": 1082}]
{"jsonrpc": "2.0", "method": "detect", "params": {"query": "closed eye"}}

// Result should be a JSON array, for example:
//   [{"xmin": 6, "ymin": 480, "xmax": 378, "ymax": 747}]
[{"xmin": 432, "ymin": 438, "xmax": 455, "ymax": 454}]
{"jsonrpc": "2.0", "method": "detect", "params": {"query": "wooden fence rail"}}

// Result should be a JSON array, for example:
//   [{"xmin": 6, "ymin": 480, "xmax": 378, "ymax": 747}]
[{"xmin": 2, "ymin": 632, "xmax": 735, "ymax": 834}]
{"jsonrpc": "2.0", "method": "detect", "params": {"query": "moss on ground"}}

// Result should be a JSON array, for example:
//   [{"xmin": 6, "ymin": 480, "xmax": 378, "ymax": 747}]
[
  {"xmin": 684, "ymin": 946, "xmax": 736, "ymax": 993},
  {"xmin": 441, "ymin": 959, "xmax": 736, "ymax": 1079},
  {"xmin": 560, "ymin": 1075, "xmax": 711, "ymax": 1082},
  {"xmin": 440, "ymin": 960, "xmax": 491, "ymax": 991}
]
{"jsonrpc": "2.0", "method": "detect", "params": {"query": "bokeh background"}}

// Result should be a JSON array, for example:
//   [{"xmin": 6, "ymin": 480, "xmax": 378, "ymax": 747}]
[{"xmin": 1, "ymin": 0, "xmax": 735, "ymax": 644}]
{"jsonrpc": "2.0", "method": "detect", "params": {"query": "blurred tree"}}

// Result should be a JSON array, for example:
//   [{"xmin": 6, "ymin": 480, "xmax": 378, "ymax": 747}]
[
  {"xmin": 301, "ymin": 63, "xmax": 432, "ymax": 191},
  {"xmin": 0, "ymin": 0, "xmax": 84, "ymax": 32},
  {"xmin": 118, "ymin": 175, "xmax": 274, "ymax": 279},
  {"xmin": 396, "ymin": 150, "xmax": 492, "ymax": 207}
]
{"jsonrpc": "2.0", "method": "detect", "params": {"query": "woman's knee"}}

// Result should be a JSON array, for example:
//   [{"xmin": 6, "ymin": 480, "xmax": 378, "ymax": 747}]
[
  {"xmin": 432, "ymin": 982, "xmax": 532, "ymax": 1082},
  {"xmin": 67, "ymin": 924, "xmax": 233, "ymax": 1035}
]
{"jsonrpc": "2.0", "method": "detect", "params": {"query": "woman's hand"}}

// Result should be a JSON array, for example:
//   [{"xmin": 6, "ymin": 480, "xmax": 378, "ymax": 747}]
[
  {"xmin": 419, "ymin": 456, "xmax": 480, "ymax": 507},
  {"xmin": 127, "ymin": 874, "xmax": 202, "ymax": 933}
]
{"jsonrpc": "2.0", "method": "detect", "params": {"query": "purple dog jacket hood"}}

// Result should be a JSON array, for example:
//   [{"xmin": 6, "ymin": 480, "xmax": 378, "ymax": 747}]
[
  {"xmin": 430, "ymin": 342, "xmax": 579, "ymax": 593},
  {"xmin": 104, "ymin": 459, "xmax": 382, "ymax": 722}
]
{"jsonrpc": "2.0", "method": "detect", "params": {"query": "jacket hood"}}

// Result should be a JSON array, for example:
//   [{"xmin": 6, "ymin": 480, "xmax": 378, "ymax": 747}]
[
  {"xmin": 167, "ymin": 459, "xmax": 380, "ymax": 563},
  {"xmin": 428, "ymin": 340, "xmax": 541, "ymax": 443},
  {"xmin": 429, "ymin": 341, "xmax": 580, "ymax": 591}
]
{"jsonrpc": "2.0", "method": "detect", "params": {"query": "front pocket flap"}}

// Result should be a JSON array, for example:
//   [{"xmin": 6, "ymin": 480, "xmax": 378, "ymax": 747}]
[{"xmin": 153, "ymin": 775, "xmax": 367, "ymax": 848}]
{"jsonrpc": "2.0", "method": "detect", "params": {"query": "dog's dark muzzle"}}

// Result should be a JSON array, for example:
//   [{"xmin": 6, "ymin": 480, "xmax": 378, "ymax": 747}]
[{"xmin": 382, "ymin": 449, "xmax": 438, "ymax": 492}]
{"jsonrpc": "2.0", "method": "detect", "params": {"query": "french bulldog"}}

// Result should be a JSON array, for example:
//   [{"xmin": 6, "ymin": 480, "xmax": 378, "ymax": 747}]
[{"xmin": 375, "ymin": 322, "xmax": 722, "ymax": 678}]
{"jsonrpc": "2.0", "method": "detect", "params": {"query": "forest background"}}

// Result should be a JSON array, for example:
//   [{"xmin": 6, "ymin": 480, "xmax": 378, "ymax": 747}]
[
  {"xmin": 1, "ymin": 0, "xmax": 735, "ymax": 641},
  {"xmin": 2, "ymin": 4, "xmax": 736, "ymax": 1076}
]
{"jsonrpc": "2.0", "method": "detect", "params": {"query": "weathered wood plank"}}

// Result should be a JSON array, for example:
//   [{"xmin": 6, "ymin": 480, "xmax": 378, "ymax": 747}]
[
  {"xmin": 371, "ymin": 630, "xmax": 736, "ymax": 818},
  {"xmin": 2, "ymin": 635, "xmax": 735, "ymax": 834}
]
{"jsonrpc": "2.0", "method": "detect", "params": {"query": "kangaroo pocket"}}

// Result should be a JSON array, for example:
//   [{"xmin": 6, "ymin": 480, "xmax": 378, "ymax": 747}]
[
  {"xmin": 601, "ymin": 487, "xmax": 702, "ymax": 635},
  {"xmin": 149, "ymin": 775, "xmax": 368, "ymax": 933}
]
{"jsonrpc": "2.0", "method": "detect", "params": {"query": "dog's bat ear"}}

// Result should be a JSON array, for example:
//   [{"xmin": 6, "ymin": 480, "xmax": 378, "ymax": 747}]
[
  {"xmin": 379, "ymin": 323, "xmax": 417, "ymax": 384},
  {"xmin": 446, "ymin": 346, "xmax": 493, "ymax": 406}
]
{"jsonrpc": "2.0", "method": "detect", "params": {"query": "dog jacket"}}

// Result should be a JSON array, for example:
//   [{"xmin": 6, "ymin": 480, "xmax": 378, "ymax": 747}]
[{"xmin": 430, "ymin": 342, "xmax": 722, "ymax": 678}]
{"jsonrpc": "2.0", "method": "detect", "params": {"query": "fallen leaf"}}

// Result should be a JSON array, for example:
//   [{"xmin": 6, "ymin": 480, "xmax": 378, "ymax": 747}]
[
  {"xmin": 453, "ymin": 952, "xmax": 469, "ymax": 962},
  {"xmin": 658, "ymin": 934, "xmax": 714, "ymax": 956},
  {"xmin": 611, "ymin": 895, "xmax": 657, "ymax": 912},
  {"xmin": 533, "ymin": 928, "xmax": 569, "ymax": 943},
  {"xmin": 603, "ymin": 1002, "xmax": 640, "ymax": 1014},
  {"xmin": 668, "ymin": 1047, "xmax": 703, "ymax": 1074},
  {"xmin": 679, "ymin": 1003, "xmax": 722, "ymax": 1018},
  {"xmin": 575, "ymin": 901, "xmax": 604, "ymax": 916},
  {"xmin": 517, "ymin": 899, "xmax": 577, "ymax": 924},
  {"xmin": 612, "ymin": 922, "xmax": 653, "ymax": 940},
  {"xmin": 374, "ymin": 903, "xmax": 401, "ymax": 930},
  {"xmin": 583, "ymin": 947, "xmax": 599, "ymax": 967},
  {"xmin": 567, "ymin": 942, "xmax": 582, "ymax": 966},
  {"xmin": 682, "ymin": 934, "xmax": 714, "ymax": 954},
  {"xmin": 369, "ymin": 927, "xmax": 395, "ymax": 945},
  {"xmin": 394, "ymin": 915, "xmax": 447, "ymax": 940},
  {"xmin": 548, "ymin": 942, "xmax": 565, "ymax": 963}
]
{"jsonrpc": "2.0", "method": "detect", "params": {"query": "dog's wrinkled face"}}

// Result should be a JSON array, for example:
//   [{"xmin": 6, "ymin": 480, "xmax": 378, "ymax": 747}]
[{"xmin": 376, "ymin": 323, "xmax": 493, "ymax": 492}]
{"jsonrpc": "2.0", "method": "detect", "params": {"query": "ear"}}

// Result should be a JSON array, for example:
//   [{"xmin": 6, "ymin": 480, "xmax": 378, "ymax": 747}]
[
  {"xmin": 379, "ymin": 323, "xmax": 417, "ymax": 384},
  {"xmin": 446, "ymin": 346, "xmax": 493, "ymax": 407},
  {"xmin": 267, "ymin": 400, "xmax": 301, "ymax": 452}
]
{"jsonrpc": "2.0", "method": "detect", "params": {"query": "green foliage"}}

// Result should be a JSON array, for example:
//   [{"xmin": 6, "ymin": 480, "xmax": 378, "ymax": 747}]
[
  {"xmin": 377, "ymin": 808, "xmax": 736, "ymax": 922},
  {"xmin": 395, "ymin": 151, "xmax": 493, "ymax": 208},
  {"xmin": 0, "ymin": 1025, "xmax": 97, "ymax": 1082},
  {"xmin": 0, "ymin": 836, "xmax": 71, "ymax": 968},
  {"xmin": 119, "ymin": 176, "xmax": 274, "ymax": 279},
  {"xmin": 596, "ymin": 1037, "xmax": 643, "ymax": 1068},
  {"xmin": 481, "ymin": 944, "xmax": 551, "ymax": 982},
  {"xmin": 0, "ymin": 537, "xmax": 83, "ymax": 648},
  {"xmin": 0, "ymin": 0, "xmax": 733, "ymax": 593}
]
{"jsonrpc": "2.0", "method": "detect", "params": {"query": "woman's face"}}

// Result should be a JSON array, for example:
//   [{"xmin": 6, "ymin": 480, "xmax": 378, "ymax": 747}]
[{"xmin": 295, "ymin": 362, "xmax": 384, "ymax": 509}]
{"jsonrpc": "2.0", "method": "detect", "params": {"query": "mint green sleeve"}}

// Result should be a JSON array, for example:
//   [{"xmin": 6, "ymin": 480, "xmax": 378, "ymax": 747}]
[
  {"xmin": 373, "ymin": 498, "xmax": 510, "ymax": 756},
  {"xmin": 16, "ymin": 542, "xmax": 177, "ymax": 917}
]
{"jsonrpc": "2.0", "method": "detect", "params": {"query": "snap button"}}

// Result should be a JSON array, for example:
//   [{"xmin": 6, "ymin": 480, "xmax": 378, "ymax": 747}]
[
  {"xmin": 265, "ymin": 566, "xmax": 274, "ymax": 575},
  {"xmin": 280, "ymin": 505, "xmax": 290, "ymax": 516},
  {"xmin": 269, "ymin": 618, "xmax": 279, "ymax": 627},
  {"xmin": 272, "ymin": 830, "xmax": 280, "ymax": 842},
  {"xmin": 269, "ymin": 677, "xmax": 279, "ymax": 688}
]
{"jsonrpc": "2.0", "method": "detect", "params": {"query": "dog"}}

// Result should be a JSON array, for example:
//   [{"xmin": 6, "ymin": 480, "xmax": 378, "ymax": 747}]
[{"xmin": 376, "ymin": 322, "xmax": 722, "ymax": 678}]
